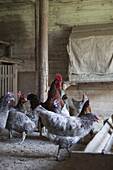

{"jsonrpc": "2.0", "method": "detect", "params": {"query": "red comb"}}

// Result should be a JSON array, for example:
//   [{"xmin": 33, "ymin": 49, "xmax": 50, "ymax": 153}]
[
  {"xmin": 18, "ymin": 91, "xmax": 22, "ymax": 98},
  {"xmin": 54, "ymin": 74, "xmax": 62, "ymax": 81},
  {"xmin": 24, "ymin": 95, "xmax": 27, "ymax": 101}
]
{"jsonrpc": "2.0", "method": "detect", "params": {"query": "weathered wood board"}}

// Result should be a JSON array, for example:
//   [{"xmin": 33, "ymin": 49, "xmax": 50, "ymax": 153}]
[
  {"xmin": 0, "ymin": 1, "xmax": 113, "ymax": 108},
  {"xmin": 0, "ymin": 3, "xmax": 36, "ymax": 69},
  {"xmin": 48, "ymin": 0, "xmax": 113, "ymax": 82}
]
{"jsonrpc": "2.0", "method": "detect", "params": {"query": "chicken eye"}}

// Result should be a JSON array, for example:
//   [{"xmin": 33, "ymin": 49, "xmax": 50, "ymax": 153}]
[{"xmin": 81, "ymin": 125, "xmax": 83, "ymax": 128}]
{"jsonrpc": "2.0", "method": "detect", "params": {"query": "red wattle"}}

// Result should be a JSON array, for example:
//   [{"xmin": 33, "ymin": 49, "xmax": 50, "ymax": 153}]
[{"xmin": 57, "ymin": 82, "xmax": 61, "ymax": 88}]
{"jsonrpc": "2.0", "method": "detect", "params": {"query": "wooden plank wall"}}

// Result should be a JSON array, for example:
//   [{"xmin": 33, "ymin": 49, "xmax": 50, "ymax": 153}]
[
  {"xmin": 0, "ymin": 0, "xmax": 113, "ymax": 116},
  {"xmin": 0, "ymin": 1, "xmax": 37, "ymax": 96},
  {"xmin": 0, "ymin": 0, "xmax": 113, "ymax": 81},
  {"xmin": 48, "ymin": 0, "xmax": 113, "ymax": 117},
  {"xmin": 49, "ymin": 0, "xmax": 113, "ymax": 83},
  {"xmin": 0, "ymin": 2, "xmax": 36, "ymax": 67}
]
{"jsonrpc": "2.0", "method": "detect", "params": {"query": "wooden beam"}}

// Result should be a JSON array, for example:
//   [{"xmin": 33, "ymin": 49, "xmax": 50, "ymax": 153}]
[
  {"xmin": 35, "ymin": 2, "xmax": 39, "ymax": 96},
  {"xmin": 39, "ymin": 0, "xmax": 48, "ymax": 102},
  {"xmin": 0, "ymin": 41, "xmax": 11, "ymax": 46}
]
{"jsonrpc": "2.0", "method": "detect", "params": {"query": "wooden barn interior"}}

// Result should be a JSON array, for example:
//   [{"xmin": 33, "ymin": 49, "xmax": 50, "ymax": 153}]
[{"xmin": 0, "ymin": 0, "xmax": 113, "ymax": 169}]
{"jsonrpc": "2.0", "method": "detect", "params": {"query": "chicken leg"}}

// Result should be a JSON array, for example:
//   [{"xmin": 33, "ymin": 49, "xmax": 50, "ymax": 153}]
[
  {"xmin": 19, "ymin": 131, "xmax": 26, "ymax": 144},
  {"xmin": 66, "ymin": 147, "xmax": 71, "ymax": 158},
  {"xmin": 56, "ymin": 146, "xmax": 61, "ymax": 161},
  {"xmin": 9, "ymin": 129, "xmax": 13, "ymax": 139}
]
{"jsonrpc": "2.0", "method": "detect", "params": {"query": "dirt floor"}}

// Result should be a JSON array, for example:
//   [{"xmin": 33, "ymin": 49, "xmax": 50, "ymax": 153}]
[{"xmin": 0, "ymin": 129, "xmax": 90, "ymax": 170}]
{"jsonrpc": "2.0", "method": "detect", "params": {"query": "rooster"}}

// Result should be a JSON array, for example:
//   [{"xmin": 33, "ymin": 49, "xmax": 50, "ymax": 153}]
[
  {"xmin": 41, "ymin": 73, "xmax": 64, "ymax": 111},
  {"xmin": 27, "ymin": 74, "xmax": 64, "ymax": 112},
  {"xmin": 35, "ymin": 104, "xmax": 99, "ymax": 161},
  {"xmin": 0, "ymin": 92, "xmax": 15, "ymax": 133}
]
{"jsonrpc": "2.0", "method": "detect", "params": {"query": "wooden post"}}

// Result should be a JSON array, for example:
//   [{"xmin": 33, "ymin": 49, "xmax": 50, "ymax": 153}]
[
  {"xmin": 35, "ymin": 2, "xmax": 39, "ymax": 97},
  {"xmin": 39, "ymin": 0, "xmax": 48, "ymax": 102},
  {"xmin": 0, "ymin": 64, "xmax": 1, "ymax": 97},
  {"xmin": 13, "ymin": 64, "xmax": 18, "ymax": 103}
]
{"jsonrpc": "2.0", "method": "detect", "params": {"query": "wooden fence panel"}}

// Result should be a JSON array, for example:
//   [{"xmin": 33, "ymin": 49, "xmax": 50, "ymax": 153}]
[{"xmin": 0, "ymin": 63, "xmax": 17, "ymax": 101}]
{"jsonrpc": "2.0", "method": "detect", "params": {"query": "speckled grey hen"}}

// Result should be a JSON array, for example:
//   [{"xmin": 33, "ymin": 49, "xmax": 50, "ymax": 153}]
[
  {"xmin": 6, "ymin": 109, "xmax": 39, "ymax": 143},
  {"xmin": 0, "ymin": 92, "xmax": 15, "ymax": 133},
  {"xmin": 35, "ymin": 103, "xmax": 99, "ymax": 160}
]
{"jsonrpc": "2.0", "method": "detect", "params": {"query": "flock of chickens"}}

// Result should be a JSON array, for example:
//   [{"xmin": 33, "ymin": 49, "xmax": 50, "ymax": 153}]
[{"xmin": 0, "ymin": 74, "xmax": 99, "ymax": 161}]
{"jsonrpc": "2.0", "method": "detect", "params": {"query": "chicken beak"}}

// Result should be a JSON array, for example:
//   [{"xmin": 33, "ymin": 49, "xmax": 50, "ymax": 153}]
[
  {"xmin": 97, "ymin": 116, "xmax": 100, "ymax": 122},
  {"xmin": 95, "ymin": 116, "xmax": 100, "ymax": 122}
]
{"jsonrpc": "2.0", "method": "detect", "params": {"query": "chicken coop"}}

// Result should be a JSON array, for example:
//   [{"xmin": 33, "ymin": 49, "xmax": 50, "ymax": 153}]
[{"xmin": 0, "ymin": 0, "xmax": 113, "ymax": 170}]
